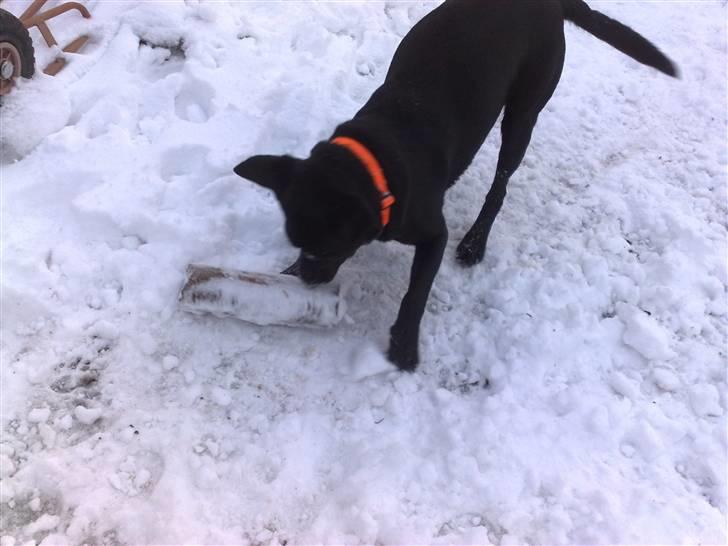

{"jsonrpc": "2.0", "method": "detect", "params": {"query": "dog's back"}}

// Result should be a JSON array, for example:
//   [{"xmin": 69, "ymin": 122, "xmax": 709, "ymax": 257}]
[
  {"xmin": 353, "ymin": 1, "xmax": 563, "ymax": 185},
  {"xmin": 353, "ymin": 0, "xmax": 675, "ymax": 188}
]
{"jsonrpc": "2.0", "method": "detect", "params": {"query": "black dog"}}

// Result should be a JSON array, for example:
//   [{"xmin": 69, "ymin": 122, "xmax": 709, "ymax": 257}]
[{"xmin": 234, "ymin": 0, "xmax": 677, "ymax": 371}]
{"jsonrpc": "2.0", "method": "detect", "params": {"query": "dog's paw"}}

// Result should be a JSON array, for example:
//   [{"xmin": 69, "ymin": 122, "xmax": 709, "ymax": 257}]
[
  {"xmin": 456, "ymin": 237, "xmax": 485, "ymax": 267},
  {"xmin": 387, "ymin": 335, "xmax": 419, "ymax": 372}
]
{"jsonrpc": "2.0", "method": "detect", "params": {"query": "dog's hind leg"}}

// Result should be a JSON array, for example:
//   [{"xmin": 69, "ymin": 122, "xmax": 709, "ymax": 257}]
[
  {"xmin": 456, "ymin": 108, "xmax": 540, "ymax": 266},
  {"xmin": 456, "ymin": 44, "xmax": 565, "ymax": 267}
]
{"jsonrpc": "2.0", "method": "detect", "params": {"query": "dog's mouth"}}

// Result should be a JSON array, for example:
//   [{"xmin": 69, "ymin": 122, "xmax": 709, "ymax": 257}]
[{"xmin": 297, "ymin": 251, "xmax": 349, "ymax": 285}]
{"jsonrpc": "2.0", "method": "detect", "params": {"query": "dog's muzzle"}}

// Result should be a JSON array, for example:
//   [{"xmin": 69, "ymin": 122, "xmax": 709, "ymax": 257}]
[
  {"xmin": 282, "ymin": 252, "xmax": 344, "ymax": 285},
  {"xmin": 299, "ymin": 253, "xmax": 342, "ymax": 285}
]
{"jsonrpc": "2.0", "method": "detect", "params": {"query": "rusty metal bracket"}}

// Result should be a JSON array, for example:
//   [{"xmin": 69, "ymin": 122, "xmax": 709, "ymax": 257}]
[{"xmin": 19, "ymin": 0, "xmax": 91, "ymax": 75}]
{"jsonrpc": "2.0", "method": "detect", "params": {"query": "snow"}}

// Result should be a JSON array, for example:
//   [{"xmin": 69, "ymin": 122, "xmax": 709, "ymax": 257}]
[
  {"xmin": 161, "ymin": 354, "xmax": 179, "ymax": 371},
  {"xmin": 348, "ymin": 342, "xmax": 398, "ymax": 381},
  {"xmin": 1, "ymin": 0, "xmax": 726, "ymax": 544},
  {"xmin": 24, "ymin": 514, "xmax": 59, "ymax": 536},
  {"xmin": 619, "ymin": 304, "xmax": 676, "ymax": 361},
  {"xmin": 26, "ymin": 409, "xmax": 50, "ymax": 425},
  {"xmin": 72, "ymin": 406, "xmax": 102, "ymax": 426}
]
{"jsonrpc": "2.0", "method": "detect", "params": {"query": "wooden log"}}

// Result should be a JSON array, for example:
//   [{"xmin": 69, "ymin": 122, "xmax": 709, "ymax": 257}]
[{"xmin": 178, "ymin": 264, "xmax": 345, "ymax": 328}]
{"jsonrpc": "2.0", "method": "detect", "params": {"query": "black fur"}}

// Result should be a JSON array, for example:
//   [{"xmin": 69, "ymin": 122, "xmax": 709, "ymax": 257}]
[{"xmin": 234, "ymin": 0, "xmax": 677, "ymax": 371}]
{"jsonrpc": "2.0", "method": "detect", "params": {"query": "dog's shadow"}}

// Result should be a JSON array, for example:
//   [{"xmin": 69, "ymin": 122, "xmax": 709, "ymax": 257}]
[{"xmin": 338, "ymin": 241, "xmax": 413, "ymax": 334}]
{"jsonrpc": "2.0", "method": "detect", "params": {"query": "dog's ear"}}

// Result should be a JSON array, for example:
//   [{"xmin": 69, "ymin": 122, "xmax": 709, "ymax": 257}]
[{"xmin": 233, "ymin": 155, "xmax": 297, "ymax": 194}]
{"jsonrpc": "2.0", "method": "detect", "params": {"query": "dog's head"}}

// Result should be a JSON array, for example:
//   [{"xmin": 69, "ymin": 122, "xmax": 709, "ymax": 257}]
[{"xmin": 234, "ymin": 150, "xmax": 380, "ymax": 284}]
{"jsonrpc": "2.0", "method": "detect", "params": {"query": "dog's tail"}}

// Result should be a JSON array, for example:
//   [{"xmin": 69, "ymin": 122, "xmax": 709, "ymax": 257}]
[{"xmin": 561, "ymin": 0, "xmax": 678, "ymax": 77}]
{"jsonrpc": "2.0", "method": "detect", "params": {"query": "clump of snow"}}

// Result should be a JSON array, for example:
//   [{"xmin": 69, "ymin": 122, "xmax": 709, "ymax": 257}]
[
  {"xmin": 27, "ymin": 407, "xmax": 51, "ymax": 423},
  {"xmin": 689, "ymin": 384, "xmax": 724, "ymax": 417},
  {"xmin": 24, "ymin": 513, "xmax": 60, "ymax": 534},
  {"xmin": 162, "ymin": 354, "xmax": 179, "ymax": 370},
  {"xmin": 619, "ymin": 304, "xmax": 676, "ymax": 361},
  {"xmin": 1, "ymin": 76, "xmax": 71, "ymax": 161},
  {"xmin": 73, "ymin": 406, "xmax": 102, "ymax": 425},
  {"xmin": 653, "ymin": 367, "xmax": 680, "ymax": 391},
  {"xmin": 0, "ymin": 455, "xmax": 16, "ymax": 478}
]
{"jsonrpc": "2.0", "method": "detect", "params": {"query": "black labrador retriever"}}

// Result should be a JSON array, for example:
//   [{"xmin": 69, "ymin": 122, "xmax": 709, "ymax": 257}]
[{"xmin": 234, "ymin": 0, "xmax": 677, "ymax": 371}]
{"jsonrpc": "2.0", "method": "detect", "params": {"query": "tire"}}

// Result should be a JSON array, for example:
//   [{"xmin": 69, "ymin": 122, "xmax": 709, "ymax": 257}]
[{"xmin": 0, "ymin": 7, "xmax": 35, "ymax": 96}]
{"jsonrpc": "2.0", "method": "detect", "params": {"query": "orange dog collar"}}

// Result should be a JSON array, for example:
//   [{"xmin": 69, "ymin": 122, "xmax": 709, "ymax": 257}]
[{"xmin": 331, "ymin": 136, "xmax": 395, "ymax": 227}]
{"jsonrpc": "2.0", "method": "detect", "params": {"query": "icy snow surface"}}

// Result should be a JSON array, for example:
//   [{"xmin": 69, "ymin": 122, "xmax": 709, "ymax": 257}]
[{"xmin": 1, "ymin": 1, "xmax": 726, "ymax": 544}]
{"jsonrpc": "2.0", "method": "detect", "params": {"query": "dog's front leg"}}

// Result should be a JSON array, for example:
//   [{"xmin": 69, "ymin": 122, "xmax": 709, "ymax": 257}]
[{"xmin": 388, "ymin": 228, "xmax": 448, "ymax": 371}]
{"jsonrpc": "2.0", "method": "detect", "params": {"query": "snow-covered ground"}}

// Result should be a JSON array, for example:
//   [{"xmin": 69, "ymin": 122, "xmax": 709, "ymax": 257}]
[{"xmin": 1, "ymin": 0, "xmax": 726, "ymax": 544}]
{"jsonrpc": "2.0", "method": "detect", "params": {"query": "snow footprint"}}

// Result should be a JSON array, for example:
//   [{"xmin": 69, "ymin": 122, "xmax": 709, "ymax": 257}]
[
  {"xmin": 159, "ymin": 145, "xmax": 211, "ymax": 182},
  {"xmin": 175, "ymin": 78, "xmax": 216, "ymax": 123},
  {"xmin": 0, "ymin": 487, "xmax": 65, "ymax": 544},
  {"xmin": 109, "ymin": 451, "xmax": 165, "ymax": 498},
  {"xmin": 50, "ymin": 336, "xmax": 113, "ymax": 398},
  {"xmin": 138, "ymin": 38, "xmax": 185, "ymax": 82},
  {"xmin": 43, "ymin": 330, "xmax": 118, "ymax": 446},
  {"xmin": 437, "ymin": 513, "xmax": 506, "ymax": 544}
]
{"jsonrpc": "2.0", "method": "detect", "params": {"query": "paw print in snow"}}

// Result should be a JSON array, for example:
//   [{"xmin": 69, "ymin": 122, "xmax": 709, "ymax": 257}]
[{"xmin": 108, "ymin": 452, "xmax": 164, "ymax": 497}]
